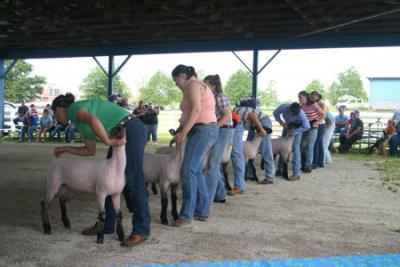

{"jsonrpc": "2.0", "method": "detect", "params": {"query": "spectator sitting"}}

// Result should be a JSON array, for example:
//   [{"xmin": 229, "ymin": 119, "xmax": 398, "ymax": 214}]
[
  {"xmin": 334, "ymin": 106, "xmax": 348, "ymax": 134},
  {"xmin": 30, "ymin": 104, "xmax": 39, "ymax": 120},
  {"xmin": 389, "ymin": 108, "xmax": 400, "ymax": 157},
  {"xmin": 38, "ymin": 109, "xmax": 54, "ymax": 142},
  {"xmin": 50, "ymin": 121, "xmax": 67, "ymax": 141},
  {"xmin": 369, "ymin": 119, "xmax": 396, "ymax": 154},
  {"xmin": 13, "ymin": 100, "xmax": 29, "ymax": 129},
  {"xmin": 64, "ymin": 122, "xmax": 77, "ymax": 143},
  {"xmin": 336, "ymin": 110, "xmax": 364, "ymax": 153},
  {"xmin": 19, "ymin": 111, "xmax": 39, "ymax": 142}
]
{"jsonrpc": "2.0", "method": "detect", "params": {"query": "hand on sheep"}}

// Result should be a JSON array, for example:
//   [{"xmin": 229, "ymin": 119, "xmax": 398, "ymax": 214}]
[
  {"xmin": 171, "ymin": 132, "xmax": 185, "ymax": 145},
  {"xmin": 54, "ymin": 147, "xmax": 68, "ymax": 158},
  {"xmin": 108, "ymin": 138, "xmax": 126, "ymax": 147}
]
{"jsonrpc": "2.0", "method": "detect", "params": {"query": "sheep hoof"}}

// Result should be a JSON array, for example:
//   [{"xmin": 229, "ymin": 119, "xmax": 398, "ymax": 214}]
[
  {"xmin": 62, "ymin": 218, "xmax": 71, "ymax": 228},
  {"xmin": 42, "ymin": 223, "xmax": 52, "ymax": 235},
  {"xmin": 97, "ymin": 232, "xmax": 104, "ymax": 244},
  {"xmin": 160, "ymin": 218, "xmax": 169, "ymax": 225}
]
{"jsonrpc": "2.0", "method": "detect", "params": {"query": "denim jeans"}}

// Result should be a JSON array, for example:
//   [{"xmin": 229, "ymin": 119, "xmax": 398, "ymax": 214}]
[
  {"xmin": 104, "ymin": 118, "xmax": 151, "ymax": 236},
  {"xmin": 292, "ymin": 133, "xmax": 302, "ymax": 176},
  {"xmin": 302, "ymin": 127, "xmax": 318, "ymax": 169},
  {"xmin": 145, "ymin": 124, "xmax": 158, "ymax": 142},
  {"xmin": 20, "ymin": 125, "xmax": 38, "ymax": 141},
  {"xmin": 323, "ymin": 124, "xmax": 335, "ymax": 164},
  {"xmin": 207, "ymin": 127, "xmax": 232, "ymax": 204},
  {"xmin": 313, "ymin": 124, "xmax": 326, "ymax": 167},
  {"xmin": 179, "ymin": 123, "xmax": 218, "ymax": 220},
  {"xmin": 231, "ymin": 123, "xmax": 246, "ymax": 191},
  {"xmin": 246, "ymin": 117, "xmax": 275, "ymax": 182},
  {"xmin": 389, "ymin": 132, "xmax": 400, "ymax": 156}
]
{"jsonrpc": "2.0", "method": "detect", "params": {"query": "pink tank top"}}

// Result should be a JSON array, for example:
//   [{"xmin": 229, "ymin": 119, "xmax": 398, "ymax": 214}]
[{"xmin": 180, "ymin": 80, "xmax": 217, "ymax": 125}]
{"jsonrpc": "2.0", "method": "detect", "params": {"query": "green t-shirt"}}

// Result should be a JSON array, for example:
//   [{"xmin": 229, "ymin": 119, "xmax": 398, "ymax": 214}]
[{"xmin": 67, "ymin": 100, "xmax": 130, "ymax": 140}]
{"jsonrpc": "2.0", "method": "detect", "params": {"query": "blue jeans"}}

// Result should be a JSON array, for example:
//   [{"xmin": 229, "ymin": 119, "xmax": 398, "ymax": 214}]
[
  {"xmin": 64, "ymin": 124, "xmax": 77, "ymax": 142},
  {"xmin": 179, "ymin": 123, "xmax": 218, "ymax": 220},
  {"xmin": 302, "ymin": 127, "xmax": 318, "ymax": 170},
  {"xmin": 323, "ymin": 124, "xmax": 335, "ymax": 164},
  {"xmin": 207, "ymin": 127, "xmax": 232, "ymax": 204},
  {"xmin": 145, "ymin": 124, "xmax": 158, "ymax": 142},
  {"xmin": 20, "ymin": 125, "xmax": 38, "ymax": 141},
  {"xmin": 104, "ymin": 118, "xmax": 151, "ymax": 236},
  {"xmin": 231, "ymin": 123, "xmax": 246, "ymax": 191},
  {"xmin": 246, "ymin": 117, "xmax": 275, "ymax": 182},
  {"xmin": 50, "ymin": 124, "xmax": 66, "ymax": 141},
  {"xmin": 389, "ymin": 132, "xmax": 400, "ymax": 156},
  {"xmin": 313, "ymin": 124, "xmax": 326, "ymax": 167},
  {"xmin": 292, "ymin": 133, "xmax": 302, "ymax": 176}
]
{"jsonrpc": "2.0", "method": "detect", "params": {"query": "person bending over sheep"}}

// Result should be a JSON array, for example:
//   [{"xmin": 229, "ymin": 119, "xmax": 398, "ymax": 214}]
[{"xmin": 50, "ymin": 93, "xmax": 150, "ymax": 247}]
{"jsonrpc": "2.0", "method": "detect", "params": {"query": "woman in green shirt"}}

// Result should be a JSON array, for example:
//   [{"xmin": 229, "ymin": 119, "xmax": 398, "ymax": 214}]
[{"xmin": 51, "ymin": 93, "xmax": 150, "ymax": 247}]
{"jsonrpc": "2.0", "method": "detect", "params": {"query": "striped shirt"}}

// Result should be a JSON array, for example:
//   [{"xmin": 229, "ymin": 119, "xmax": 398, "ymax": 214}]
[
  {"xmin": 302, "ymin": 103, "xmax": 321, "ymax": 122},
  {"xmin": 233, "ymin": 106, "xmax": 267, "ymax": 130}
]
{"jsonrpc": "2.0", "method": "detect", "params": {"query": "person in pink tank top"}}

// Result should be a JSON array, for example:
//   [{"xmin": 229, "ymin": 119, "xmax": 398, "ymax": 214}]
[{"xmin": 170, "ymin": 65, "xmax": 218, "ymax": 227}]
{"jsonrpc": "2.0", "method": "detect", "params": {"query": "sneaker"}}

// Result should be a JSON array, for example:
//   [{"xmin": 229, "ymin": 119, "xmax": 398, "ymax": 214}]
[
  {"xmin": 228, "ymin": 188, "xmax": 243, "ymax": 196},
  {"xmin": 193, "ymin": 215, "xmax": 209, "ymax": 222},
  {"xmin": 81, "ymin": 223, "xmax": 114, "ymax": 236},
  {"xmin": 258, "ymin": 179, "xmax": 274, "ymax": 185},
  {"xmin": 287, "ymin": 175, "xmax": 300, "ymax": 181},
  {"xmin": 120, "ymin": 234, "xmax": 148, "ymax": 247},
  {"xmin": 172, "ymin": 219, "xmax": 191, "ymax": 227}
]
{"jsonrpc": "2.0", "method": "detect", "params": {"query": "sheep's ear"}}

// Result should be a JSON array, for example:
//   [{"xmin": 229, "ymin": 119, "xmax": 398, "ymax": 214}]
[{"xmin": 110, "ymin": 125, "xmax": 125, "ymax": 139}]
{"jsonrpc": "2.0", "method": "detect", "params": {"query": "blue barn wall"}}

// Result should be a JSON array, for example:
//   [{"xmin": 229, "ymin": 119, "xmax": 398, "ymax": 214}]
[{"xmin": 369, "ymin": 78, "xmax": 400, "ymax": 110}]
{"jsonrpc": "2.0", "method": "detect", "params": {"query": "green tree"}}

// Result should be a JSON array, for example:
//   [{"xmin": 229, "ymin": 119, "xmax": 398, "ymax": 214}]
[
  {"xmin": 327, "ymin": 67, "xmax": 367, "ymax": 105},
  {"xmin": 258, "ymin": 80, "xmax": 279, "ymax": 108},
  {"xmin": 305, "ymin": 79, "xmax": 327, "ymax": 96},
  {"xmin": 79, "ymin": 67, "xmax": 130, "ymax": 100},
  {"xmin": 224, "ymin": 69, "xmax": 252, "ymax": 105},
  {"xmin": 139, "ymin": 71, "xmax": 181, "ymax": 106},
  {"xmin": 4, "ymin": 60, "xmax": 46, "ymax": 102}
]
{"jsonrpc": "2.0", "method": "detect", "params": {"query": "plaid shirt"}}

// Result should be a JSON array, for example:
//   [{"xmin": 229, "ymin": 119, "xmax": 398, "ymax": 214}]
[{"xmin": 214, "ymin": 92, "xmax": 231, "ymax": 120}]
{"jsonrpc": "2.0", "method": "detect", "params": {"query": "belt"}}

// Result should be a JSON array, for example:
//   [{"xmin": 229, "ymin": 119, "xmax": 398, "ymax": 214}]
[
  {"xmin": 220, "ymin": 125, "xmax": 233, "ymax": 129},
  {"xmin": 118, "ymin": 114, "xmax": 137, "ymax": 126},
  {"xmin": 193, "ymin": 122, "xmax": 217, "ymax": 127}
]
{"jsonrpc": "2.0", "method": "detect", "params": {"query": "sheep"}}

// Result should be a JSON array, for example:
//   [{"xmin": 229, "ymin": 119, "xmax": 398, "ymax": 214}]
[
  {"xmin": 40, "ymin": 127, "xmax": 126, "ymax": 244},
  {"xmin": 143, "ymin": 141, "xmax": 185, "ymax": 225},
  {"xmin": 271, "ymin": 127, "xmax": 296, "ymax": 179},
  {"xmin": 243, "ymin": 133, "xmax": 264, "ymax": 182}
]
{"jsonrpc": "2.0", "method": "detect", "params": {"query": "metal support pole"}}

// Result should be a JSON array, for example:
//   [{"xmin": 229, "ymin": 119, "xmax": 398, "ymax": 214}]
[
  {"xmin": 0, "ymin": 59, "xmax": 5, "ymax": 135},
  {"xmin": 107, "ymin": 55, "xmax": 114, "ymax": 97},
  {"xmin": 252, "ymin": 50, "xmax": 259, "ymax": 98}
]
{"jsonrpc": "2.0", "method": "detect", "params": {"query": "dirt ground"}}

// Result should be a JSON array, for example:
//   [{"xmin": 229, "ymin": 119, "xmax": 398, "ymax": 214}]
[{"xmin": 0, "ymin": 142, "xmax": 399, "ymax": 267}]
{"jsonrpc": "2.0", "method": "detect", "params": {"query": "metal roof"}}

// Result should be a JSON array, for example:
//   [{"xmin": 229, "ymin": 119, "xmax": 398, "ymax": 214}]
[{"xmin": 1, "ymin": 0, "xmax": 400, "ymax": 59}]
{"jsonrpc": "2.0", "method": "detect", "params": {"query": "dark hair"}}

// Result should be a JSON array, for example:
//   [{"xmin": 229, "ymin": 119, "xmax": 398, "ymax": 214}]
[
  {"xmin": 310, "ymin": 91, "xmax": 322, "ymax": 101},
  {"xmin": 51, "ymin": 93, "xmax": 75, "ymax": 111},
  {"xmin": 298, "ymin": 91, "xmax": 313, "ymax": 105},
  {"xmin": 204, "ymin": 74, "xmax": 223, "ymax": 93},
  {"xmin": 289, "ymin": 102, "xmax": 301, "ymax": 116},
  {"xmin": 171, "ymin": 64, "xmax": 197, "ymax": 78}
]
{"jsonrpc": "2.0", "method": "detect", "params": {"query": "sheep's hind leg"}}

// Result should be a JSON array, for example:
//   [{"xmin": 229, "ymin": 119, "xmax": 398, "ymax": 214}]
[
  {"xmin": 160, "ymin": 184, "xmax": 169, "ymax": 225},
  {"xmin": 222, "ymin": 163, "xmax": 232, "ymax": 191},
  {"xmin": 112, "ymin": 194, "xmax": 124, "ymax": 241},
  {"xmin": 59, "ymin": 189, "xmax": 74, "ymax": 228},
  {"xmin": 41, "ymin": 178, "xmax": 62, "ymax": 235}
]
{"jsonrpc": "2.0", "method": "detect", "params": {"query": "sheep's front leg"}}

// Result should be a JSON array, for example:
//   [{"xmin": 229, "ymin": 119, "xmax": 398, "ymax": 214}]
[
  {"xmin": 151, "ymin": 183, "xmax": 158, "ymax": 195},
  {"xmin": 112, "ymin": 194, "xmax": 124, "ymax": 241},
  {"xmin": 170, "ymin": 184, "xmax": 179, "ymax": 221}
]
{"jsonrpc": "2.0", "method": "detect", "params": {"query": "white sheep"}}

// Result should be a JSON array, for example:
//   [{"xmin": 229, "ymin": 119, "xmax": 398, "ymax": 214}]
[
  {"xmin": 242, "ymin": 133, "xmax": 264, "ymax": 181},
  {"xmin": 144, "ymin": 141, "xmax": 185, "ymax": 225},
  {"xmin": 271, "ymin": 128, "xmax": 296, "ymax": 179},
  {"xmin": 40, "ymin": 132, "xmax": 126, "ymax": 244}
]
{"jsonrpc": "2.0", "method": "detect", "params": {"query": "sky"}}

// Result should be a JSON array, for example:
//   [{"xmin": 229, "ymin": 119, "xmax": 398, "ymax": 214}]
[{"xmin": 26, "ymin": 46, "xmax": 400, "ymax": 102}]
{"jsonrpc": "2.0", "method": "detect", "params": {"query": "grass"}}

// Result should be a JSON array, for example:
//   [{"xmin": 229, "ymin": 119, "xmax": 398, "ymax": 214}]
[{"xmin": 335, "ymin": 152, "xmax": 400, "ymax": 193}]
